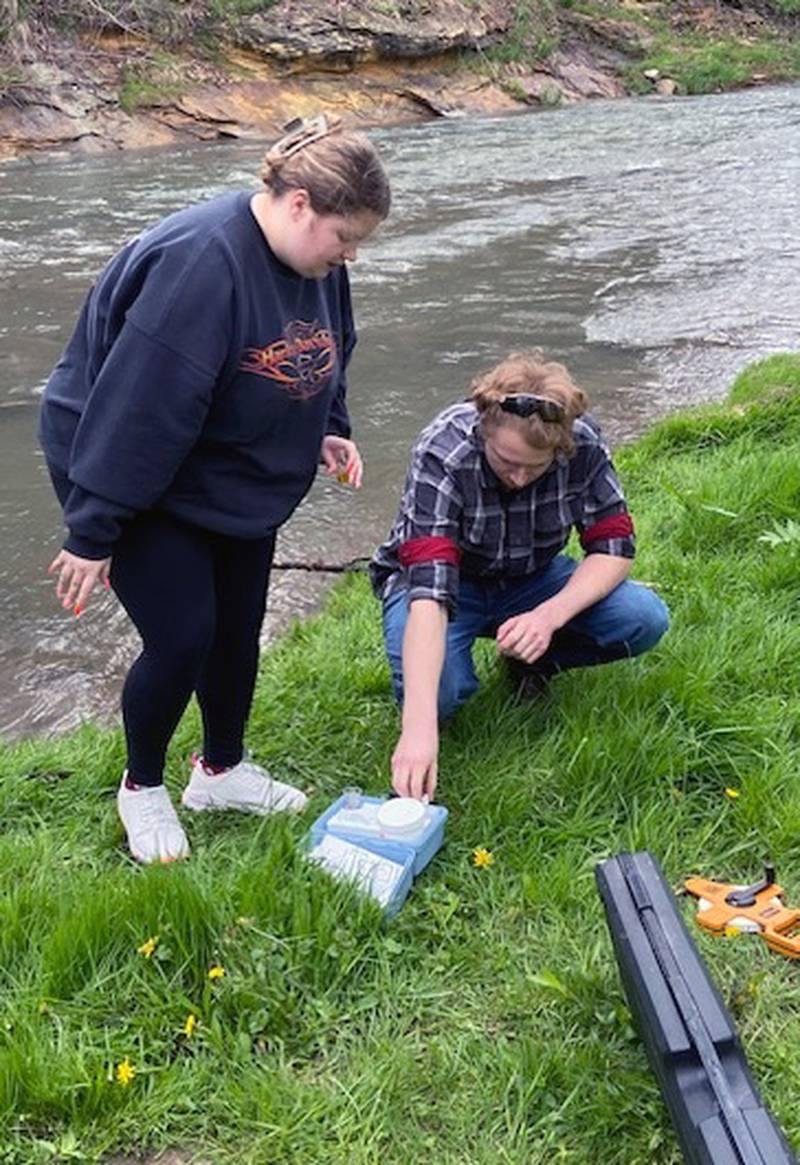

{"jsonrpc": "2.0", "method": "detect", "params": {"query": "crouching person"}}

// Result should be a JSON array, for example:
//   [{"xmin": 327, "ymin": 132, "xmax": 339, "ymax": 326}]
[{"xmin": 370, "ymin": 350, "xmax": 669, "ymax": 800}]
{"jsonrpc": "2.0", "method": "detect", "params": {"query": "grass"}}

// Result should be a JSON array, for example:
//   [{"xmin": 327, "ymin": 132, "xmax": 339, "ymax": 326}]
[
  {"xmin": 14, "ymin": 0, "xmax": 278, "ymax": 44},
  {"xmin": 563, "ymin": 0, "xmax": 800, "ymax": 94},
  {"xmin": 0, "ymin": 65, "xmax": 25, "ymax": 94},
  {"xmin": 483, "ymin": 1, "xmax": 556, "ymax": 64},
  {"xmin": 119, "ymin": 52, "xmax": 187, "ymax": 113},
  {"xmin": 458, "ymin": 0, "xmax": 800, "ymax": 102},
  {"xmin": 3, "ymin": 351, "xmax": 800, "ymax": 1161},
  {"xmin": 463, "ymin": 0, "xmax": 561, "ymax": 75},
  {"xmin": 629, "ymin": 36, "xmax": 800, "ymax": 94},
  {"xmin": 210, "ymin": 0, "xmax": 278, "ymax": 14}
]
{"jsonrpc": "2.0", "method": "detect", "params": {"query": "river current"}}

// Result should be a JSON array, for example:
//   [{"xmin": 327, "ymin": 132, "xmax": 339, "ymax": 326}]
[{"xmin": 1, "ymin": 84, "xmax": 799, "ymax": 737}]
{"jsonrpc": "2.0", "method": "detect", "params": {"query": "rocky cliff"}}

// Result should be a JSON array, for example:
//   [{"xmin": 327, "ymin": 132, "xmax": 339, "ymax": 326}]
[{"xmin": 1, "ymin": 0, "xmax": 797, "ymax": 158}]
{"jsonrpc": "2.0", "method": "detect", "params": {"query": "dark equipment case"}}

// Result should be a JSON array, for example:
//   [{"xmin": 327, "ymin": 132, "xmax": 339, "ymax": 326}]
[{"xmin": 595, "ymin": 850, "xmax": 797, "ymax": 1164}]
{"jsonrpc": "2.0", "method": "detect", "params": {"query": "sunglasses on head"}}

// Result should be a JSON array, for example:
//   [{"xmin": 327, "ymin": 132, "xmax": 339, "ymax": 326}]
[
  {"xmin": 271, "ymin": 115, "xmax": 336, "ymax": 161},
  {"xmin": 498, "ymin": 394, "xmax": 566, "ymax": 423}
]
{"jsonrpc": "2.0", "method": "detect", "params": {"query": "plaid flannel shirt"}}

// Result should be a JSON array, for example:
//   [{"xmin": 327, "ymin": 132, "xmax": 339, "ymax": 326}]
[{"xmin": 370, "ymin": 402, "xmax": 635, "ymax": 614}]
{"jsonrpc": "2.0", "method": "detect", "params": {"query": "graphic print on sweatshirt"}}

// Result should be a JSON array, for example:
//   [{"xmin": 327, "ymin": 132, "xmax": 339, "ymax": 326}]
[{"xmin": 239, "ymin": 319, "xmax": 337, "ymax": 400}]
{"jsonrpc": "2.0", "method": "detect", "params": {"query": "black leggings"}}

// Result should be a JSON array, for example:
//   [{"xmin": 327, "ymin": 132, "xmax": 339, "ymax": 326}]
[{"xmin": 110, "ymin": 510, "xmax": 275, "ymax": 786}]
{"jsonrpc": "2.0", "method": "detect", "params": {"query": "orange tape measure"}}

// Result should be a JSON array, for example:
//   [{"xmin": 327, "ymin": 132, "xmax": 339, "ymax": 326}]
[{"xmin": 684, "ymin": 862, "xmax": 800, "ymax": 959}]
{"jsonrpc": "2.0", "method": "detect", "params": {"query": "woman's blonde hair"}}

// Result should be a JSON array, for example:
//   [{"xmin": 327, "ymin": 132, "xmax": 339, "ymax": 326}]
[
  {"xmin": 471, "ymin": 350, "xmax": 588, "ymax": 458},
  {"xmin": 261, "ymin": 115, "xmax": 391, "ymax": 219}
]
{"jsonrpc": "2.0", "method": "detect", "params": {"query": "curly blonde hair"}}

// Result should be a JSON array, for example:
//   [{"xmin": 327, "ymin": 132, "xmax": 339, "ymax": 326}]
[
  {"xmin": 261, "ymin": 115, "xmax": 391, "ymax": 219},
  {"xmin": 471, "ymin": 350, "xmax": 588, "ymax": 457}
]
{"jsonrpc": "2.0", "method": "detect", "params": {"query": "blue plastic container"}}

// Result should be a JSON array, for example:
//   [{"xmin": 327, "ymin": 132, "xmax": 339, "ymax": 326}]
[
  {"xmin": 311, "ymin": 794, "xmax": 448, "ymax": 876},
  {"xmin": 305, "ymin": 831, "xmax": 415, "ymax": 918}
]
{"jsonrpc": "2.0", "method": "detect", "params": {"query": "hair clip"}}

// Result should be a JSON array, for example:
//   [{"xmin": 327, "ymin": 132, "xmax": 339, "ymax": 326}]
[
  {"xmin": 499, "ymin": 394, "xmax": 565, "ymax": 422},
  {"xmin": 270, "ymin": 114, "xmax": 337, "ymax": 161}
]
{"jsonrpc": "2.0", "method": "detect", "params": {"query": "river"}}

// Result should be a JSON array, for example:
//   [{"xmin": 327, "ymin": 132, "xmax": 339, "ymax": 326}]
[{"xmin": 1, "ymin": 84, "xmax": 799, "ymax": 739}]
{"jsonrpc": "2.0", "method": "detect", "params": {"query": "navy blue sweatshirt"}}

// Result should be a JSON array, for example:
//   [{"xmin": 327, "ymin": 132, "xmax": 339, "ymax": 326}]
[{"xmin": 38, "ymin": 191, "xmax": 355, "ymax": 559}]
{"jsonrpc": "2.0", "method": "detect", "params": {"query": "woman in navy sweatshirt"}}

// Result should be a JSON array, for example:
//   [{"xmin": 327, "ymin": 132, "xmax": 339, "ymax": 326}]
[{"xmin": 39, "ymin": 114, "xmax": 391, "ymax": 863}]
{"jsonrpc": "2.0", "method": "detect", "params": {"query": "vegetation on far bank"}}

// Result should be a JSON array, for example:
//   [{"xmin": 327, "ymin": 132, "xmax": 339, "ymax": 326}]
[
  {"xmin": 479, "ymin": 0, "xmax": 800, "ymax": 98},
  {"xmin": 2, "ymin": 352, "xmax": 800, "ymax": 1162},
  {"xmin": 2, "ymin": 0, "xmax": 800, "ymax": 116},
  {"xmin": 3, "ymin": 0, "xmax": 277, "ymax": 45}
]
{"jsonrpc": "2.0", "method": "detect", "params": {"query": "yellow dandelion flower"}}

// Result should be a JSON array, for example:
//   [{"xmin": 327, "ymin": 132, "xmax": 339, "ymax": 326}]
[
  {"xmin": 208, "ymin": 964, "xmax": 225, "ymax": 981},
  {"xmin": 137, "ymin": 934, "xmax": 159, "ymax": 958},
  {"xmin": 182, "ymin": 1013, "xmax": 198, "ymax": 1038},
  {"xmin": 725, "ymin": 925, "xmax": 742, "ymax": 939},
  {"xmin": 115, "ymin": 1058, "xmax": 136, "ymax": 1087},
  {"xmin": 472, "ymin": 847, "xmax": 494, "ymax": 869},
  {"xmin": 724, "ymin": 787, "xmax": 740, "ymax": 800}
]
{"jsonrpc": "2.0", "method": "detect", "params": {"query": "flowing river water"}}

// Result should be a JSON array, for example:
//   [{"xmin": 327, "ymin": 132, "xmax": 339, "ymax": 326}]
[{"xmin": 1, "ymin": 84, "xmax": 799, "ymax": 739}]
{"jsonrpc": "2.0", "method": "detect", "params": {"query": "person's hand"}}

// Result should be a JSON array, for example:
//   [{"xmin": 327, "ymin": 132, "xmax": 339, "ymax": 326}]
[
  {"xmin": 391, "ymin": 723, "xmax": 438, "ymax": 801},
  {"xmin": 496, "ymin": 606, "xmax": 560, "ymax": 664},
  {"xmin": 48, "ymin": 550, "xmax": 111, "ymax": 615},
  {"xmin": 320, "ymin": 435, "xmax": 363, "ymax": 488}
]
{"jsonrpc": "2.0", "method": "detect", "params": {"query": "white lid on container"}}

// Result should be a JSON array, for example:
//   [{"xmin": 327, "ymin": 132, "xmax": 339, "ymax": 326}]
[{"xmin": 376, "ymin": 797, "xmax": 427, "ymax": 834}]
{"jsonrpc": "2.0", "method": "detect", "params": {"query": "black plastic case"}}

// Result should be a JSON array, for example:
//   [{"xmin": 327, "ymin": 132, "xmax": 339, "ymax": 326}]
[{"xmin": 595, "ymin": 850, "xmax": 797, "ymax": 1164}]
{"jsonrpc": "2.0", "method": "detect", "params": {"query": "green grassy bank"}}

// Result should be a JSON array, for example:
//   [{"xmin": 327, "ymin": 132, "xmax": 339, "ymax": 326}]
[
  {"xmin": 3, "ymin": 352, "xmax": 800, "ymax": 1164},
  {"xmin": 479, "ymin": 0, "xmax": 800, "ymax": 99}
]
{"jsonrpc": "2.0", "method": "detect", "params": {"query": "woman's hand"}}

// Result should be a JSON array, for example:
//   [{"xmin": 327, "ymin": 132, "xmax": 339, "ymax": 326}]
[
  {"xmin": 48, "ymin": 550, "xmax": 111, "ymax": 615},
  {"xmin": 321, "ymin": 435, "xmax": 363, "ymax": 488}
]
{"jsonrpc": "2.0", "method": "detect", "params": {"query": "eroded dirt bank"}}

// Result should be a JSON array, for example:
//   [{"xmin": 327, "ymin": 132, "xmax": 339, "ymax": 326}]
[{"xmin": 0, "ymin": 0, "xmax": 797, "ymax": 159}]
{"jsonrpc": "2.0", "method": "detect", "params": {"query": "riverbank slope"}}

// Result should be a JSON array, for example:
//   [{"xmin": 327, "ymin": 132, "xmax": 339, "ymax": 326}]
[
  {"xmin": 1, "ymin": 351, "xmax": 800, "ymax": 1162},
  {"xmin": 1, "ymin": 0, "xmax": 799, "ymax": 158}
]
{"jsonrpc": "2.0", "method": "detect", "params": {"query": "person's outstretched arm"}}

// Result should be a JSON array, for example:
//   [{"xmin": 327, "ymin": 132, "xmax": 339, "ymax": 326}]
[
  {"xmin": 381, "ymin": 427, "xmax": 464, "ymax": 800},
  {"xmin": 391, "ymin": 598, "xmax": 448, "ymax": 801}
]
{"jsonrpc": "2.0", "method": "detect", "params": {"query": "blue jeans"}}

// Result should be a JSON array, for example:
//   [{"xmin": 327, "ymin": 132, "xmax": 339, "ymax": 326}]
[{"xmin": 382, "ymin": 555, "xmax": 669, "ymax": 720}]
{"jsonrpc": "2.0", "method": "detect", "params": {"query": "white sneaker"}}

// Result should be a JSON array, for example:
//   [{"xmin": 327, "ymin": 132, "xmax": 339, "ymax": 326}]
[
  {"xmin": 181, "ymin": 756, "xmax": 308, "ymax": 816},
  {"xmin": 117, "ymin": 774, "xmax": 190, "ymax": 864}
]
